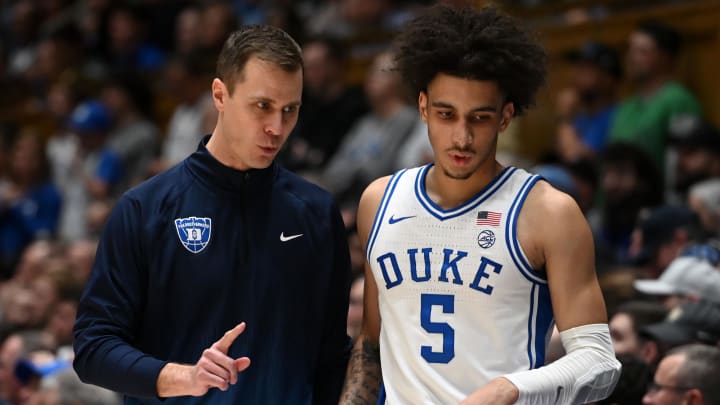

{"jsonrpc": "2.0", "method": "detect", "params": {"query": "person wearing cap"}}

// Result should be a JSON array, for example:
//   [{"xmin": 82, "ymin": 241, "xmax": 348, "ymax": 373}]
[
  {"xmin": 555, "ymin": 41, "xmax": 622, "ymax": 162},
  {"xmin": 642, "ymin": 344, "xmax": 720, "ymax": 405},
  {"xmin": 640, "ymin": 300, "xmax": 720, "ymax": 350},
  {"xmin": 609, "ymin": 21, "xmax": 702, "ymax": 170},
  {"xmin": 669, "ymin": 119, "xmax": 720, "ymax": 197},
  {"xmin": 52, "ymin": 99, "xmax": 125, "ymax": 241},
  {"xmin": 628, "ymin": 205, "xmax": 703, "ymax": 278},
  {"xmin": 634, "ymin": 255, "xmax": 720, "ymax": 310}
]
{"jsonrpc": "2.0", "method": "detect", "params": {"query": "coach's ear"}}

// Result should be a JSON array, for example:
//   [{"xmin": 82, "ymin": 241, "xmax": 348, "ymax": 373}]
[
  {"xmin": 212, "ymin": 78, "xmax": 227, "ymax": 113},
  {"xmin": 418, "ymin": 91, "xmax": 428, "ymax": 123}
]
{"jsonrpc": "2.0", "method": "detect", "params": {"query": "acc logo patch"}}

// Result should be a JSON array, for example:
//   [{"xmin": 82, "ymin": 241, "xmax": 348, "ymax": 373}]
[
  {"xmin": 477, "ymin": 229, "xmax": 496, "ymax": 249},
  {"xmin": 174, "ymin": 216, "xmax": 212, "ymax": 253}
]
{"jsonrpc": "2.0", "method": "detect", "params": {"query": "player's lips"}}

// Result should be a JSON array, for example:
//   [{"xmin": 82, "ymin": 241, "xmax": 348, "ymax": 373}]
[{"xmin": 448, "ymin": 150, "xmax": 474, "ymax": 163}]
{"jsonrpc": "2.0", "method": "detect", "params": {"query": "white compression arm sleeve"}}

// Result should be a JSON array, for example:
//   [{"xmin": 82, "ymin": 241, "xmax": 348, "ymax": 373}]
[{"xmin": 503, "ymin": 323, "xmax": 621, "ymax": 405}]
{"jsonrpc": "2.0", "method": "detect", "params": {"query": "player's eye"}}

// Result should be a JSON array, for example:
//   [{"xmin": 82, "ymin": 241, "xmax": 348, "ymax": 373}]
[
  {"xmin": 437, "ymin": 111, "xmax": 453, "ymax": 119},
  {"xmin": 256, "ymin": 102, "xmax": 269, "ymax": 110},
  {"xmin": 471, "ymin": 114, "xmax": 492, "ymax": 122},
  {"xmin": 282, "ymin": 105, "xmax": 298, "ymax": 114}
]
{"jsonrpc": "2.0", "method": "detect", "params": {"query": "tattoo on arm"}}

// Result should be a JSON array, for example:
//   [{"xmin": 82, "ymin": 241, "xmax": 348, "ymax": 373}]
[{"xmin": 339, "ymin": 337, "xmax": 382, "ymax": 405}]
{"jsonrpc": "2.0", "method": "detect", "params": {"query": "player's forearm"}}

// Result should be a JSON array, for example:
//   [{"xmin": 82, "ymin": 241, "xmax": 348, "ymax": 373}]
[
  {"xmin": 157, "ymin": 363, "xmax": 195, "ymax": 397},
  {"xmin": 339, "ymin": 335, "xmax": 382, "ymax": 405}
]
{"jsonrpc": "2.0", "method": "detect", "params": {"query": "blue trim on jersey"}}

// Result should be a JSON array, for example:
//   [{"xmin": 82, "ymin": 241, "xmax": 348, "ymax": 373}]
[
  {"xmin": 506, "ymin": 175, "xmax": 546, "ymax": 284},
  {"xmin": 377, "ymin": 382, "xmax": 386, "ymax": 405},
  {"xmin": 534, "ymin": 283, "xmax": 555, "ymax": 368},
  {"xmin": 414, "ymin": 164, "xmax": 516, "ymax": 221},
  {"xmin": 526, "ymin": 283, "xmax": 538, "ymax": 368},
  {"xmin": 366, "ymin": 169, "xmax": 407, "ymax": 261}
]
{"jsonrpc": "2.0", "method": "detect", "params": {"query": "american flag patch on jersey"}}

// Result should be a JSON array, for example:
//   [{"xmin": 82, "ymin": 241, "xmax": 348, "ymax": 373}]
[{"xmin": 476, "ymin": 211, "xmax": 501, "ymax": 226}]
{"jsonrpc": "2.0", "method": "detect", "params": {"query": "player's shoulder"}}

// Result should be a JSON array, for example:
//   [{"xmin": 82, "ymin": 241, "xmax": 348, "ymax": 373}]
[{"xmin": 524, "ymin": 179, "xmax": 585, "ymax": 228}]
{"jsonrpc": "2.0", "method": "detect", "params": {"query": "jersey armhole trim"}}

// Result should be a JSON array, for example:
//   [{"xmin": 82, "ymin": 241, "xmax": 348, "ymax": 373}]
[
  {"xmin": 366, "ymin": 169, "xmax": 407, "ymax": 261},
  {"xmin": 506, "ymin": 174, "xmax": 547, "ymax": 284}
]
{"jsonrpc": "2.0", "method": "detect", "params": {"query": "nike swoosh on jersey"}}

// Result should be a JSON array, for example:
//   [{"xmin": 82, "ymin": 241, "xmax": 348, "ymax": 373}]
[
  {"xmin": 388, "ymin": 215, "xmax": 416, "ymax": 224},
  {"xmin": 280, "ymin": 232, "xmax": 303, "ymax": 242}
]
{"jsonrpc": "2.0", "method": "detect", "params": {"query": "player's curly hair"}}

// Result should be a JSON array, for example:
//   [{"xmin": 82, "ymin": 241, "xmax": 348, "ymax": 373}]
[{"xmin": 394, "ymin": 5, "xmax": 546, "ymax": 116}]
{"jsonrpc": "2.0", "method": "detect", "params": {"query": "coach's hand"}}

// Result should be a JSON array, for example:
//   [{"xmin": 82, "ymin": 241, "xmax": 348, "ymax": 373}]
[
  {"xmin": 157, "ymin": 322, "xmax": 252, "ymax": 397},
  {"xmin": 458, "ymin": 377, "xmax": 519, "ymax": 405}
]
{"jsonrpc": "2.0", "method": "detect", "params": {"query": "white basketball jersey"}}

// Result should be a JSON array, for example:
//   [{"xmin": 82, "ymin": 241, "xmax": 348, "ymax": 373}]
[{"xmin": 367, "ymin": 164, "xmax": 555, "ymax": 404}]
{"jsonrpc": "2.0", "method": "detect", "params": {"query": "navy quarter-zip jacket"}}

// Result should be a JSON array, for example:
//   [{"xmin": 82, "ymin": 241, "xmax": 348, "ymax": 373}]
[{"xmin": 73, "ymin": 136, "xmax": 352, "ymax": 404}]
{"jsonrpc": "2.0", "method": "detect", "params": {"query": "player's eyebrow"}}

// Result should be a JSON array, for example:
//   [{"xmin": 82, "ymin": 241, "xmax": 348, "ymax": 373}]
[{"xmin": 431, "ymin": 101, "xmax": 498, "ymax": 113}]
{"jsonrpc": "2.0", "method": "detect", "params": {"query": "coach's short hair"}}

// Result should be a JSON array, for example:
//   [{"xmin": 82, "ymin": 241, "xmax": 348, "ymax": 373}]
[
  {"xmin": 394, "ymin": 5, "xmax": 546, "ymax": 116},
  {"xmin": 216, "ymin": 25, "xmax": 302, "ymax": 94}
]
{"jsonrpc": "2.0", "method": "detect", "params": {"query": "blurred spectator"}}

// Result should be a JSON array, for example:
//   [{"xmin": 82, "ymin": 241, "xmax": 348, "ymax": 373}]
[
  {"xmin": 173, "ymin": 5, "xmax": 201, "ymax": 55},
  {"xmin": 12, "ymin": 239, "xmax": 63, "ymax": 287},
  {"xmin": 64, "ymin": 239, "xmax": 97, "ymax": 285},
  {"xmin": 44, "ymin": 279, "xmax": 83, "ymax": 350},
  {"xmin": 4, "ymin": 0, "xmax": 42, "ymax": 76},
  {"xmin": 307, "ymin": 0, "xmax": 396, "ymax": 38},
  {"xmin": 396, "ymin": 119, "xmax": 433, "ymax": 170},
  {"xmin": 532, "ymin": 164, "xmax": 579, "ymax": 202},
  {"xmin": 591, "ymin": 143, "xmax": 663, "ymax": 266},
  {"xmin": 32, "ymin": 368, "xmax": 120, "ymax": 405},
  {"xmin": 595, "ymin": 354, "xmax": 653, "ymax": 405},
  {"xmin": 347, "ymin": 274, "xmax": 364, "ymax": 341},
  {"xmin": 629, "ymin": 206, "xmax": 702, "ymax": 278},
  {"xmin": 609, "ymin": 21, "xmax": 702, "ymax": 170},
  {"xmin": 667, "ymin": 119, "xmax": 720, "ymax": 198},
  {"xmin": 14, "ymin": 356, "xmax": 70, "ymax": 402},
  {"xmin": 50, "ymin": 100, "xmax": 123, "ymax": 241},
  {"xmin": 565, "ymin": 158, "xmax": 599, "ymax": 214},
  {"xmin": 634, "ymin": 257, "xmax": 720, "ymax": 309},
  {"xmin": 104, "ymin": 3, "xmax": 164, "ymax": 73},
  {"xmin": 198, "ymin": 0, "xmax": 238, "ymax": 54},
  {"xmin": 555, "ymin": 42, "xmax": 621, "ymax": 162},
  {"xmin": 101, "ymin": 72, "xmax": 160, "ymax": 187},
  {"xmin": 281, "ymin": 35, "xmax": 368, "ymax": 171},
  {"xmin": 642, "ymin": 344, "xmax": 720, "ymax": 405},
  {"xmin": 641, "ymin": 300, "xmax": 720, "ymax": 352},
  {"xmin": 151, "ymin": 51, "xmax": 215, "ymax": 174},
  {"xmin": 688, "ymin": 180, "xmax": 720, "ymax": 237},
  {"xmin": 677, "ymin": 242, "xmax": 720, "ymax": 267},
  {"xmin": 0, "ymin": 131, "xmax": 61, "ymax": 279},
  {"xmin": 0, "ymin": 330, "xmax": 56, "ymax": 404},
  {"xmin": 318, "ymin": 50, "xmax": 418, "ymax": 205},
  {"xmin": 609, "ymin": 300, "xmax": 667, "ymax": 366}
]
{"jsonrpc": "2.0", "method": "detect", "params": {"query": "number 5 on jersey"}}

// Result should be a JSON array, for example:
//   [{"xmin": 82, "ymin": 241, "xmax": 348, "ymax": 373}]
[{"xmin": 420, "ymin": 293, "xmax": 455, "ymax": 363}]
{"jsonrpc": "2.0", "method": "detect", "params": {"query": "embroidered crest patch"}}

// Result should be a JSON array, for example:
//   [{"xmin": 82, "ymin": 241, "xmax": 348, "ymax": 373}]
[{"xmin": 174, "ymin": 216, "xmax": 212, "ymax": 253}]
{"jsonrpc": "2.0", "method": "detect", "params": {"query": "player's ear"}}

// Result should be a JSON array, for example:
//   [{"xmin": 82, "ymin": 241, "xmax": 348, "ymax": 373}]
[
  {"xmin": 499, "ymin": 101, "xmax": 514, "ymax": 132},
  {"xmin": 418, "ymin": 91, "xmax": 428, "ymax": 123},
  {"xmin": 212, "ymin": 78, "xmax": 227, "ymax": 112}
]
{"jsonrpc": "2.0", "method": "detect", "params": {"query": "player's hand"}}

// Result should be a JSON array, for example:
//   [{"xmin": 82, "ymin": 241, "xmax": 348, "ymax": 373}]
[
  {"xmin": 458, "ymin": 377, "xmax": 519, "ymax": 405},
  {"xmin": 187, "ymin": 322, "xmax": 252, "ymax": 396}
]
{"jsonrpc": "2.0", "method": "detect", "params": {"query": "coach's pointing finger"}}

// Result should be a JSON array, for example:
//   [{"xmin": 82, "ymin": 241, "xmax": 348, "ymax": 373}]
[{"xmin": 212, "ymin": 322, "xmax": 247, "ymax": 353}]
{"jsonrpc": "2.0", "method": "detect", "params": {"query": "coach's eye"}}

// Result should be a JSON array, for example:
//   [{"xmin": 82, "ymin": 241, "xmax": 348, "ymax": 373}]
[
  {"xmin": 282, "ymin": 105, "xmax": 298, "ymax": 113},
  {"xmin": 256, "ymin": 102, "xmax": 269, "ymax": 110}
]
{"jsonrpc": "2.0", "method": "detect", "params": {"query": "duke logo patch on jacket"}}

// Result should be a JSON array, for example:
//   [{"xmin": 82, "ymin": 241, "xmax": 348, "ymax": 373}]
[{"xmin": 174, "ymin": 216, "xmax": 212, "ymax": 253}]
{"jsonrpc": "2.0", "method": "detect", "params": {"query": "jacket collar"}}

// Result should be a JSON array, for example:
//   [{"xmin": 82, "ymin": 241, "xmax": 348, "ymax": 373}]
[{"xmin": 185, "ymin": 135, "xmax": 277, "ymax": 195}]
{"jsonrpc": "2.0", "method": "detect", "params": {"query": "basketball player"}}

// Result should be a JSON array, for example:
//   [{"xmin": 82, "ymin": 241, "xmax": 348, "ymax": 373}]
[
  {"xmin": 340, "ymin": 5, "xmax": 621, "ymax": 405},
  {"xmin": 73, "ymin": 26, "xmax": 352, "ymax": 403}
]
